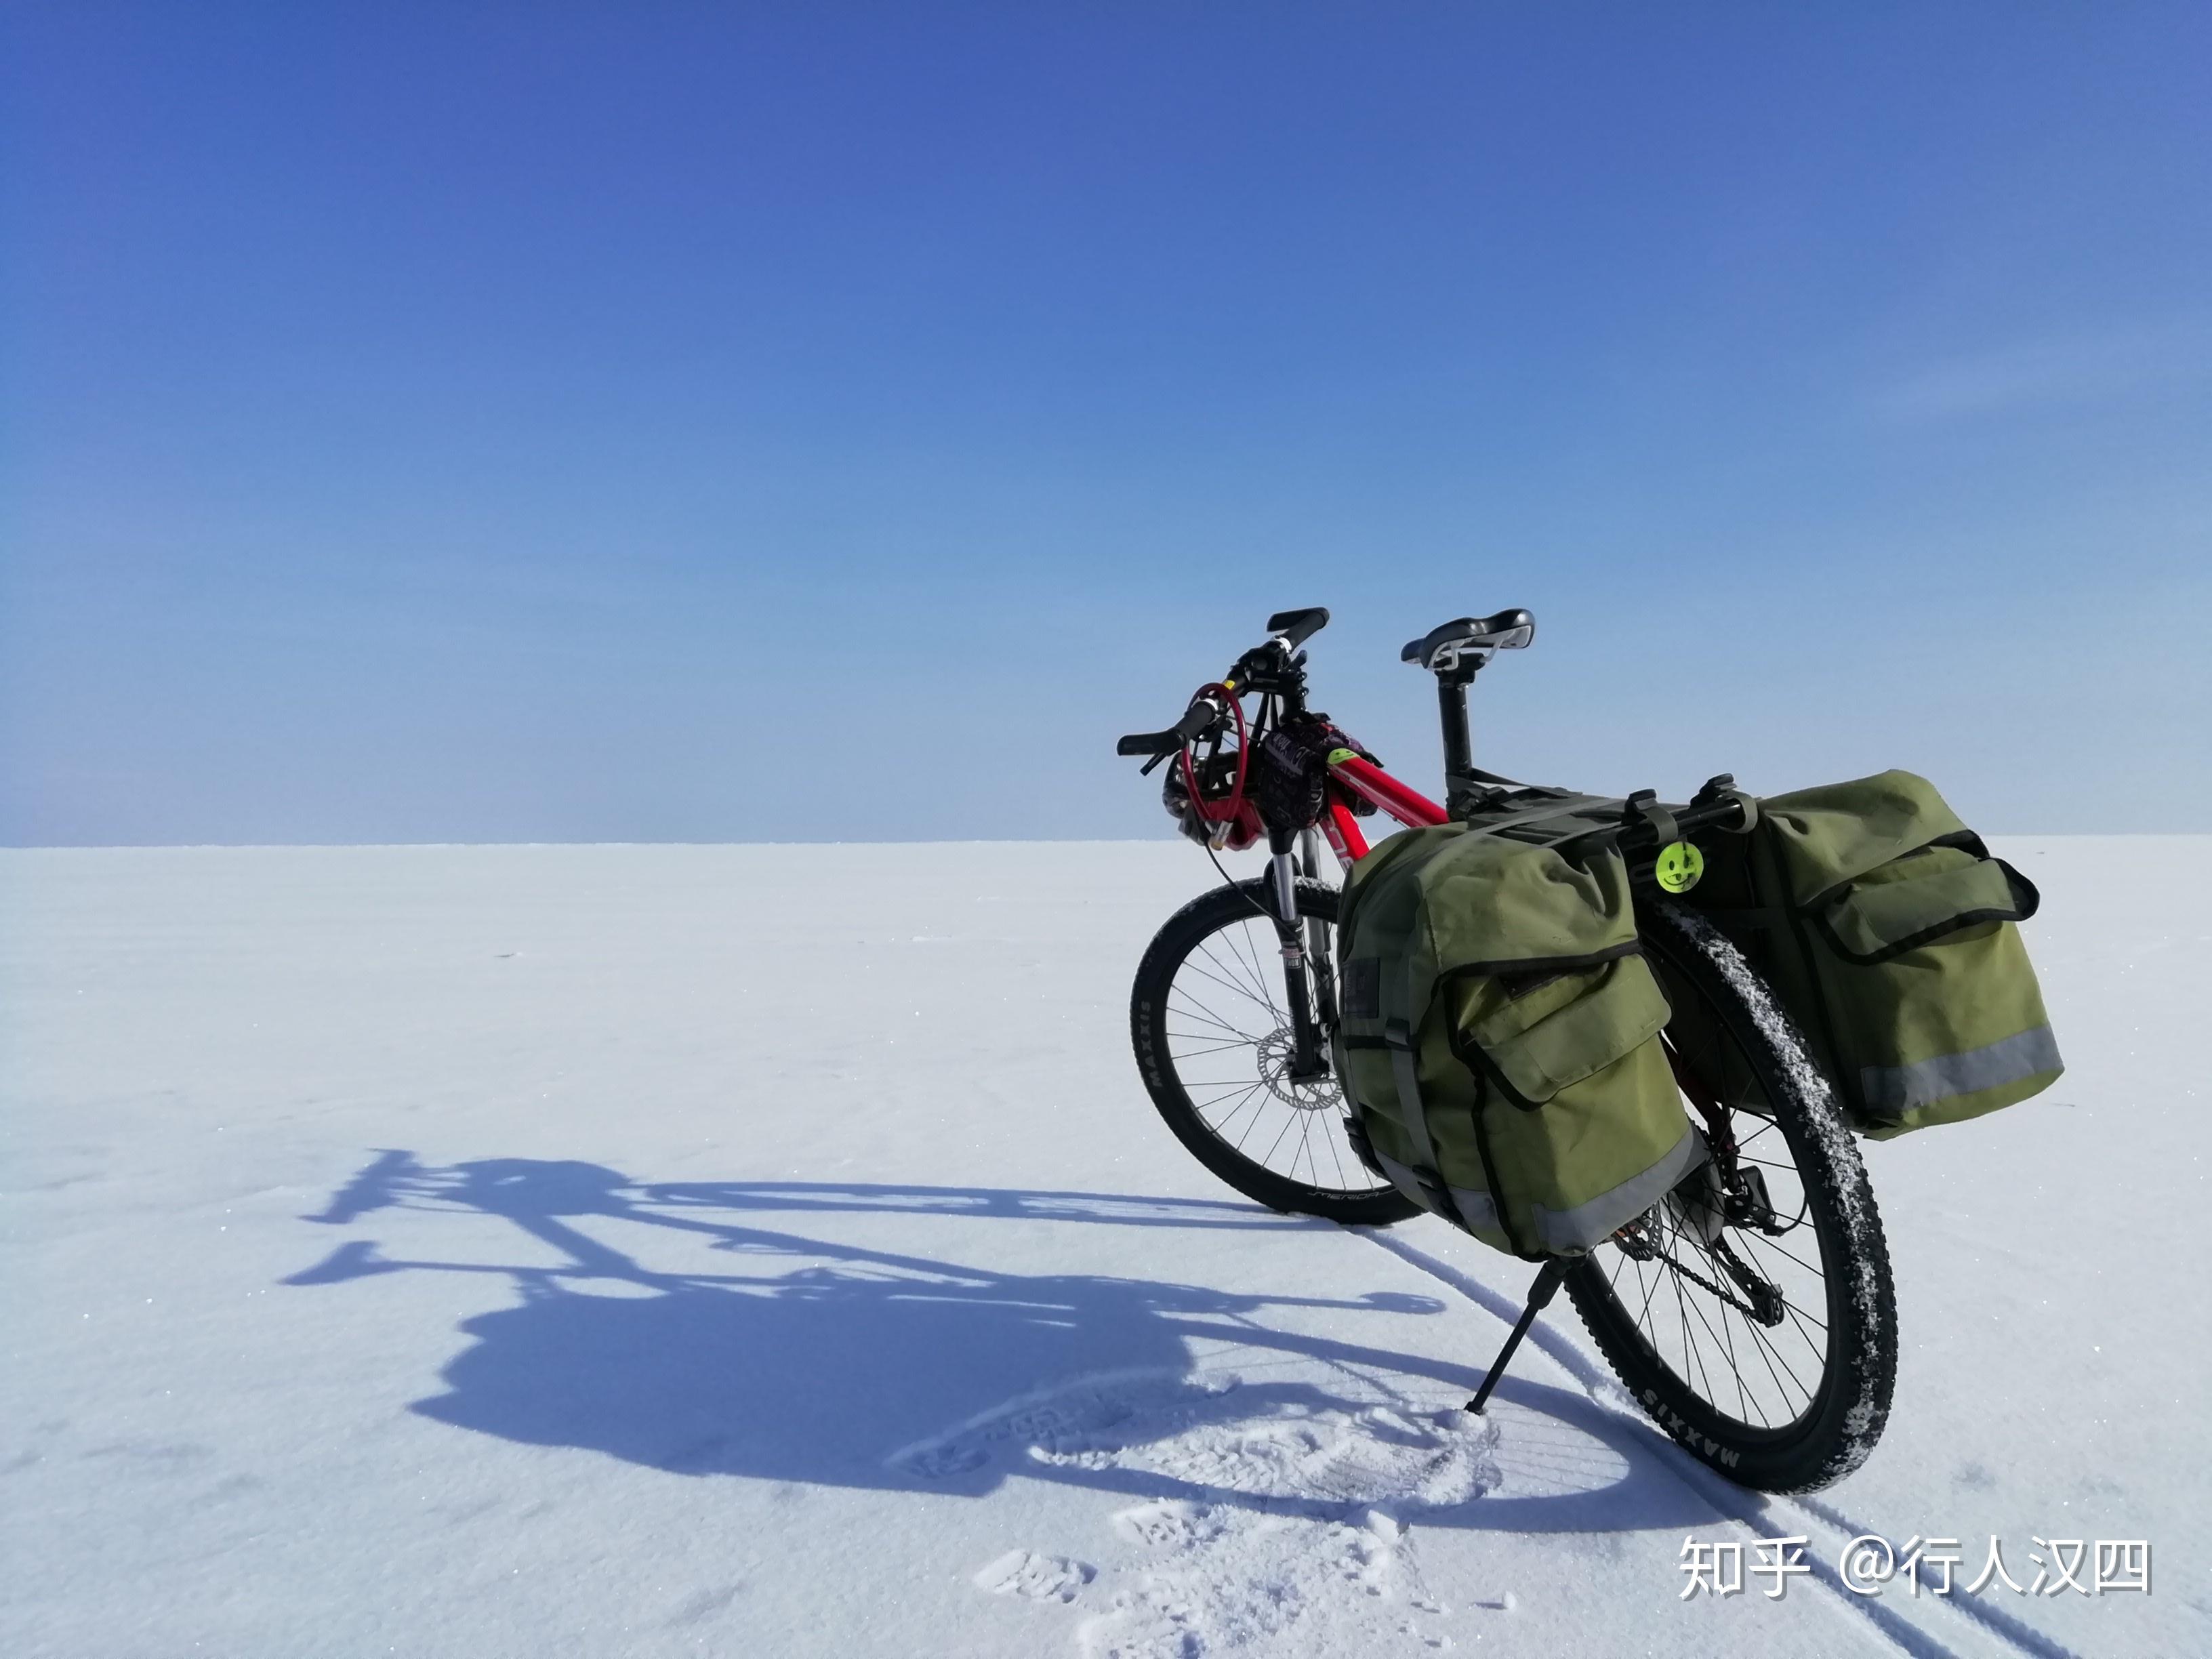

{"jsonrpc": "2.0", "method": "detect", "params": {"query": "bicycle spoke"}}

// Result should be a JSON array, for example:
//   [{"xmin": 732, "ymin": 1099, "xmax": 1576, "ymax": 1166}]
[
  {"xmin": 1670, "ymin": 1246, "xmax": 1717, "ymax": 1410},
  {"xmin": 1691, "ymin": 1239, "xmax": 1789, "ymax": 1427},
  {"xmin": 1166, "ymin": 989, "xmax": 1262, "ymax": 1042},
  {"xmin": 1635, "ymin": 1247, "xmax": 1664, "ymax": 1334},
  {"xmin": 1736, "ymin": 1225, "xmax": 1825, "ymax": 1286},
  {"xmin": 1713, "ymin": 1265, "xmax": 1753, "ymax": 1423},
  {"xmin": 1206, "ymin": 1082, "xmax": 1267, "ymax": 1123},
  {"xmin": 1181, "ymin": 951, "xmax": 1278, "ymax": 1021},
  {"xmin": 1256, "ymin": 1105, "xmax": 1300, "ymax": 1168},
  {"xmin": 1207, "ymin": 928, "xmax": 1277, "ymax": 1012},
  {"xmin": 1188, "ymin": 1079, "xmax": 1267, "ymax": 1113},
  {"xmin": 1674, "ymin": 1254, "xmax": 1744, "ymax": 1422},
  {"xmin": 1225, "ymin": 923, "xmax": 1287, "ymax": 1023},
  {"xmin": 1781, "ymin": 1296, "xmax": 1828, "ymax": 1355},
  {"xmin": 1166, "ymin": 1035, "xmax": 1263, "ymax": 1060}
]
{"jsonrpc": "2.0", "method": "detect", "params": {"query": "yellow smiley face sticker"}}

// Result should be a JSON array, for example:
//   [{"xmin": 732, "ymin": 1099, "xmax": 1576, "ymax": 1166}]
[{"xmin": 1655, "ymin": 840, "xmax": 1705, "ymax": 894}]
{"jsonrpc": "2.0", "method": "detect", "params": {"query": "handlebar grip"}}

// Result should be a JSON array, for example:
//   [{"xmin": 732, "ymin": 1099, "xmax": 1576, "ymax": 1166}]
[
  {"xmin": 1115, "ymin": 697, "xmax": 1223, "ymax": 758},
  {"xmin": 1173, "ymin": 700, "xmax": 1220, "ymax": 741},
  {"xmin": 1265, "ymin": 606, "xmax": 1329, "ymax": 649},
  {"xmin": 1117, "ymin": 729, "xmax": 1177, "ymax": 756}
]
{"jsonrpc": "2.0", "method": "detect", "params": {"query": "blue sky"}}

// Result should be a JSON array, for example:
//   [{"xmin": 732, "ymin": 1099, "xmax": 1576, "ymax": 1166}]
[{"xmin": 4, "ymin": 3, "xmax": 2207, "ymax": 844}]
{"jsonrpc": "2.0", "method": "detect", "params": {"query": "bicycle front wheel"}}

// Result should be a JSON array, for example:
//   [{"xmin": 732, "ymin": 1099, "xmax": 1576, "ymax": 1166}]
[
  {"xmin": 1130, "ymin": 878, "xmax": 1420, "ymax": 1226},
  {"xmin": 1567, "ymin": 899, "xmax": 1898, "ymax": 1492}
]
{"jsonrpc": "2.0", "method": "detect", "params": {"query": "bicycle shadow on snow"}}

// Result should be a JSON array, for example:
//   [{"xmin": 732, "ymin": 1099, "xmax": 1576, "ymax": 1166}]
[{"xmin": 287, "ymin": 1151, "xmax": 1719, "ymax": 1534}]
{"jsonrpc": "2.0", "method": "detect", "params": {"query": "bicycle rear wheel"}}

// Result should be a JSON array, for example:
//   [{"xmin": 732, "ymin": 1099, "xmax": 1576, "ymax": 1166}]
[
  {"xmin": 1568, "ymin": 899, "xmax": 1897, "ymax": 1492},
  {"xmin": 1130, "ymin": 879, "xmax": 1419, "ymax": 1225}
]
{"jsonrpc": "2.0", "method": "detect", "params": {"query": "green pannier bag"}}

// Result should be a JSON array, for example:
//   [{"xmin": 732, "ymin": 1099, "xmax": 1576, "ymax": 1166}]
[
  {"xmin": 1687, "ymin": 770, "xmax": 2061, "ymax": 1137},
  {"xmin": 1332, "ymin": 820, "xmax": 1706, "ymax": 1259}
]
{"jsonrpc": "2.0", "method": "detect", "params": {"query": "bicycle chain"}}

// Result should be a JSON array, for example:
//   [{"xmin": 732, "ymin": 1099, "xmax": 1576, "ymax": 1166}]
[{"xmin": 1618, "ymin": 1218, "xmax": 1785, "ymax": 1326}]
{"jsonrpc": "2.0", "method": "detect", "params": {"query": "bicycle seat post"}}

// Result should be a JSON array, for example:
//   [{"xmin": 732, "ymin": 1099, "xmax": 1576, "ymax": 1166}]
[{"xmin": 1435, "ymin": 657, "xmax": 1481, "ymax": 815}]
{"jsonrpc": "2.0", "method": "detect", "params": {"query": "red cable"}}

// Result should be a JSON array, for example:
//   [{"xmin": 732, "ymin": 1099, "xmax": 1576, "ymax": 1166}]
[{"xmin": 1176, "ymin": 682, "xmax": 1250, "ymax": 832}]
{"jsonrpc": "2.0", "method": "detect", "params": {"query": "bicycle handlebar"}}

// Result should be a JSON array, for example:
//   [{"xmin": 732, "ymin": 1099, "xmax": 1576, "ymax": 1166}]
[{"xmin": 1118, "ymin": 607, "xmax": 1338, "ymax": 762}]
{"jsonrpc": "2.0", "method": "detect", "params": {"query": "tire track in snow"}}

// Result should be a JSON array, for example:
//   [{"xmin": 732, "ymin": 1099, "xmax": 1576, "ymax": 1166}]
[
  {"xmin": 1789, "ymin": 1492, "xmax": 2090, "ymax": 1659},
  {"xmin": 1355, "ymin": 1226, "xmax": 2086, "ymax": 1659}
]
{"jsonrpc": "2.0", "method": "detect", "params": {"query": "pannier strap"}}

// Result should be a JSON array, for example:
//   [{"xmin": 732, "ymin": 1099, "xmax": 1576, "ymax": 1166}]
[
  {"xmin": 1815, "ymin": 857, "xmax": 2039, "ymax": 965},
  {"xmin": 1382, "ymin": 1016, "xmax": 1462, "ymax": 1223},
  {"xmin": 1370, "ymin": 1145, "xmax": 1499, "ymax": 1233},
  {"xmin": 1379, "ymin": 945, "xmax": 1468, "ymax": 1225},
  {"xmin": 1626, "ymin": 794, "xmax": 1679, "ymax": 846},
  {"xmin": 1457, "ymin": 794, "xmax": 1617, "ymax": 837}
]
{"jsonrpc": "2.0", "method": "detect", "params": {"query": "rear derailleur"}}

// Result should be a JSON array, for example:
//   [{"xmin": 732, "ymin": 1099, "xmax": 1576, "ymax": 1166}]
[{"xmin": 1614, "ymin": 1165, "xmax": 1790, "ymax": 1328}]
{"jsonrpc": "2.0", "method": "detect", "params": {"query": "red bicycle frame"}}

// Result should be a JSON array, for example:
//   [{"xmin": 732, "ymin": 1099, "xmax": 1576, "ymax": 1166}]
[{"xmin": 1316, "ymin": 752, "xmax": 1448, "ymax": 867}]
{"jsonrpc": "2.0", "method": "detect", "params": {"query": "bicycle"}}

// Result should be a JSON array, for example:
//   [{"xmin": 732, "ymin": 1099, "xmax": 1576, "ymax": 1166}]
[{"xmin": 1115, "ymin": 607, "xmax": 1896, "ymax": 1493}]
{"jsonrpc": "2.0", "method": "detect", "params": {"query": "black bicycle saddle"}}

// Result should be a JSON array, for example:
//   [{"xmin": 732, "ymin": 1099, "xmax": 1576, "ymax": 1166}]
[{"xmin": 1400, "ymin": 609, "xmax": 1536, "ymax": 670}]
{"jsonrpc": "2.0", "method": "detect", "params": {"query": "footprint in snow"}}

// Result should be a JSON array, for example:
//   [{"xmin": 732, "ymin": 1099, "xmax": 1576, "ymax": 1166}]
[
  {"xmin": 1111, "ymin": 1499, "xmax": 1233, "ymax": 1551},
  {"xmin": 975, "ymin": 1549, "xmax": 1097, "ymax": 1603},
  {"xmin": 933, "ymin": 1370, "xmax": 1521, "ymax": 1654}
]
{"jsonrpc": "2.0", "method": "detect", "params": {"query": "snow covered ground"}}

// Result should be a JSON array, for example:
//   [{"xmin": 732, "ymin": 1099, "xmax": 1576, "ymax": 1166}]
[{"xmin": 3, "ymin": 838, "xmax": 2205, "ymax": 1658}]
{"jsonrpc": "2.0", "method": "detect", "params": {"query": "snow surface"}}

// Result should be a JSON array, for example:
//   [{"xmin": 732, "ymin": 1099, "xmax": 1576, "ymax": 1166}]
[{"xmin": 3, "ymin": 838, "xmax": 2205, "ymax": 1658}]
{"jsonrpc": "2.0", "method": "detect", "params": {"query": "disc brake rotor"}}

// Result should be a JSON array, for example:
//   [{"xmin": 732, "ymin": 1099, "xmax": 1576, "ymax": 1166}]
[{"xmin": 1254, "ymin": 1028, "xmax": 1342, "ymax": 1112}]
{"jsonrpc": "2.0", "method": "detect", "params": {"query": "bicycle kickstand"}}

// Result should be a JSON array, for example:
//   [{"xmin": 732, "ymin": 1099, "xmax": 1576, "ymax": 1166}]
[{"xmin": 1465, "ymin": 1258, "xmax": 1570, "ymax": 1416}]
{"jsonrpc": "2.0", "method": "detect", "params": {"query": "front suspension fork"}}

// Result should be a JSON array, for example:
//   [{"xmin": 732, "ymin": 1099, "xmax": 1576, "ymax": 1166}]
[{"xmin": 1269, "ymin": 828, "xmax": 1334, "ymax": 1082}]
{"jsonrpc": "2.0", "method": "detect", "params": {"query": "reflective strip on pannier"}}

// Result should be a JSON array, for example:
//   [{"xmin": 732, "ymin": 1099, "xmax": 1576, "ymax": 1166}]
[
  {"xmin": 1859, "ymin": 1024, "xmax": 2063, "ymax": 1118},
  {"xmin": 1365, "ymin": 1130, "xmax": 1707, "ymax": 1255}
]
